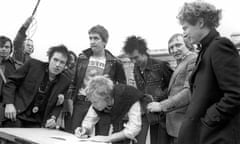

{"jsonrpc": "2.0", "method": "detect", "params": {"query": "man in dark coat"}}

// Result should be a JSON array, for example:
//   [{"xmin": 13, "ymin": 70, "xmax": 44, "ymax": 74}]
[
  {"xmin": 0, "ymin": 36, "xmax": 22, "ymax": 80},
  {"xmin": 2, "ymin": 45, "xmax": 71, "ymax": 128},
  {"xmin": 0, "ymin": 36, "xmax": 23, "ymax": 126},
  {"xmin": 177, "ymin": 1, "xmax": 240, "ymax": 144}
]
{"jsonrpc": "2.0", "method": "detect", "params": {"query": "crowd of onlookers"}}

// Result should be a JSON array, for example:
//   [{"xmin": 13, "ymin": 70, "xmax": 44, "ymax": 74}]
[{"xmin": 1, "ymin": 1, "xmax": 240, "ymax": 144}]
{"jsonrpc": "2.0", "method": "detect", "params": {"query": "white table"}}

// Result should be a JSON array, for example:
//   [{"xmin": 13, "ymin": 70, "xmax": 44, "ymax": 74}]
[{"xmin": 0, "ymin": 128, "xmax": 110, "ymax": 144}]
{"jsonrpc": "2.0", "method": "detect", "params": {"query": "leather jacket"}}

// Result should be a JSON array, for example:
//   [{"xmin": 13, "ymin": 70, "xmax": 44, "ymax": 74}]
[{"xmin": 66, "ymin": 48, "xmax": 126, "ymax": 101}]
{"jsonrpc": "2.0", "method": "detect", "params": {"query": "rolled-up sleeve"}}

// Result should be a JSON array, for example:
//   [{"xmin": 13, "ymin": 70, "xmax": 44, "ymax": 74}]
[
  {"xmin": 81, "ymin": 105, "xmax": 100, "ymax": 134},
  {"xmin": 122, "ymin": 101, "xmax": 142, "ymax": 139}
]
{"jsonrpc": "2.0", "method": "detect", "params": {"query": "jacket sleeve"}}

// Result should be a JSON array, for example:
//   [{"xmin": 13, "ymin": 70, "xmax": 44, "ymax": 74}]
[
  {"xmin": 205, "ymin": 38, "xmax": 240, "ymax": 126},
  {"xmin": 2, "ymin": 60, "xmax": 31, "ymax": 104},
  {"xmin": 161, "ymin": 58, "xmax": 196, "ymax": 112},
  {"xmin": 13, "ymin": 23, "xmax": 28, "ymax": 63},
  {"xmin": 47, "ymin": 73, "xmax": 72, "ymax": 120},
  {"xmin": 161, "ymin": 61, "xmax": 173, "ymax": 90},
  {"xmin": 62, "ymin": 62, "xmax": 78, "ymax": 114},
  {"xmin": 114, "ymin": 60, "xmax": 126, "ymax": 84},
  {"xmin": 48, "ymin": 105, "xmax": 63, "ymax": 120},
  {"xmin": 159, "ymin": 61, "xmax": 173, "ymax": 100},
  {"xmin": 13, "ymin": 17, "xmax": 33, "ymax": 63}
]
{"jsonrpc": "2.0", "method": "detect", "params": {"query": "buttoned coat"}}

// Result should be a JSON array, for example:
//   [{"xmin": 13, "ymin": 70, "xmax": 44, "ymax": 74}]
[
  {"xmin": 178, "ymin": 29, "xmax": 240, "ymax": 144},
  {"xmin": 2, "ymin": 59, "xmax": 71, "ymax": 124}
]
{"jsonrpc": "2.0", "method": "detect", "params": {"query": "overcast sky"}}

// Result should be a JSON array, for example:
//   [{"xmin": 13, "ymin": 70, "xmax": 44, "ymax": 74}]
[{"xmin": 1, "ymin": 0, "xmax": 239, "ymax": 61}]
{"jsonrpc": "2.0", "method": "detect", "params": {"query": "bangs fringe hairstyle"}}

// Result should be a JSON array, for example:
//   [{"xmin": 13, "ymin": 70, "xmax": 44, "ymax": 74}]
[
  {"xmin": 85, "ymin": 75, "xmax": 114, "ymax": 100},
  {"xmin": 88, "ymin": 25, "xmax": 109, "ymax": 43},
  {"xmin": 0, "ymin": 36, "xmax": 13, "ymax": 54},
  {"xmin": 177, "ymin": 1, "xmax": 222, "ymax": 29}
]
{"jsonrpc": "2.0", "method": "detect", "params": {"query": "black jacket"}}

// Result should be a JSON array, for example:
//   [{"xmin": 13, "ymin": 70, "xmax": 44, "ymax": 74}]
[
  {"xmin": 2, "ymin": 59, "xmax": 71, "ymax": 124},
  {"xmin": 178, "ymin": 29, "xmax": 240, "ymax": 144}
]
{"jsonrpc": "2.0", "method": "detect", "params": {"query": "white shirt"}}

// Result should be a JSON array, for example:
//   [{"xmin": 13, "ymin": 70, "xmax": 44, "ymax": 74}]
[
  {"xmin": 78, "ymin": 56, "xmax": 106, "ymax": 95},
  {"xmin": 82, "ymin": 101, "xmax": 142, "ymax": 139}
]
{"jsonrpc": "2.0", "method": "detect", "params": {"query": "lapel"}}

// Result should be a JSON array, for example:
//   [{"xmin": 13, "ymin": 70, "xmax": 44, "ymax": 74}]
[
  {"xmin": 76, "ymin": 56, "xmax": 89, "ymax": 88},
  {"xmin": 189, "ymin": 53, "xmax": 202, "ymax": 84},
  {"xmin": 168, "ymin": 62, "xmax": 183, "ymax": 92},
  {"xmin": 29, "ymin": 63, "xmax": 46, "ymax": 104},
  {"xmin": 168, "ymin": 54, "xmax": 194, "ymax": 92},
  {"xmin": 189, "ymin": 29, "xmax": 220, "ymax": 86},
  {"xmin": 44, "ymin": 73, "xmax": 69, "ymax": 120},
  {"xmin": 103, "ymin": 50, "xmax": 115, "ymax": 75},
  {"xmin": 35, "ymin": 64, "xmax": 47, "ymax": 93},
  {"xmin": 47, "ymin": 75, "xmax": 64, "ymax": 104},
  {"xmin": 103, "ymin": 59, "xmax": 113, "ymax": 75}
]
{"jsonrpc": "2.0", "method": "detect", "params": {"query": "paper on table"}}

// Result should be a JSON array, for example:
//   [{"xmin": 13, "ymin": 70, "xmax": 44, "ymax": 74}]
[{"xmin": 78, "ymin": 138, "xmax": 110, "ymax": 144}]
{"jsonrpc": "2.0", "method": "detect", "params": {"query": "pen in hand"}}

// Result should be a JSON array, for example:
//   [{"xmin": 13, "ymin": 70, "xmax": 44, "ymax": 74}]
[{"xmin": 74, "ymin": 127, "xmax": 88, "ymax": 138}]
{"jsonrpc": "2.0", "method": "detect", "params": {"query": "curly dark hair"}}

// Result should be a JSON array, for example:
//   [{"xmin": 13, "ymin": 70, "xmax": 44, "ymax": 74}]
[
  {"xmin": 47, "ymin": 44, "xmax": 70, "ymax": 64},
  {"xmin": 122, "ymin": 35, "xmax": 148, "ymax": 55},
  {"xmin": 177, "ymin": 1, "xmax": 222, "ymax": 29}
]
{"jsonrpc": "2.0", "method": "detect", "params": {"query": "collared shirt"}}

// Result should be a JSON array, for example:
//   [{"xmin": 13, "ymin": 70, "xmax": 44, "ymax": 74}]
[
  {"xmin": 181, "ymin": 51, "xmax": 193, "ymax": 62},
  {"xmin": 176, "ymin": 51, "xmax": 195, "ymax": 65},
  {"xmin": 82, "ymin": 101, "xmax": 142, "ymax": 139}
]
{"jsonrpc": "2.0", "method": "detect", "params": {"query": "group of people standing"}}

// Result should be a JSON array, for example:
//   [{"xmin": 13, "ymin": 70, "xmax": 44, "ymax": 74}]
[{"xmin": 0, "ymin": 1, "xmax": 240, "ymax": 144}]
